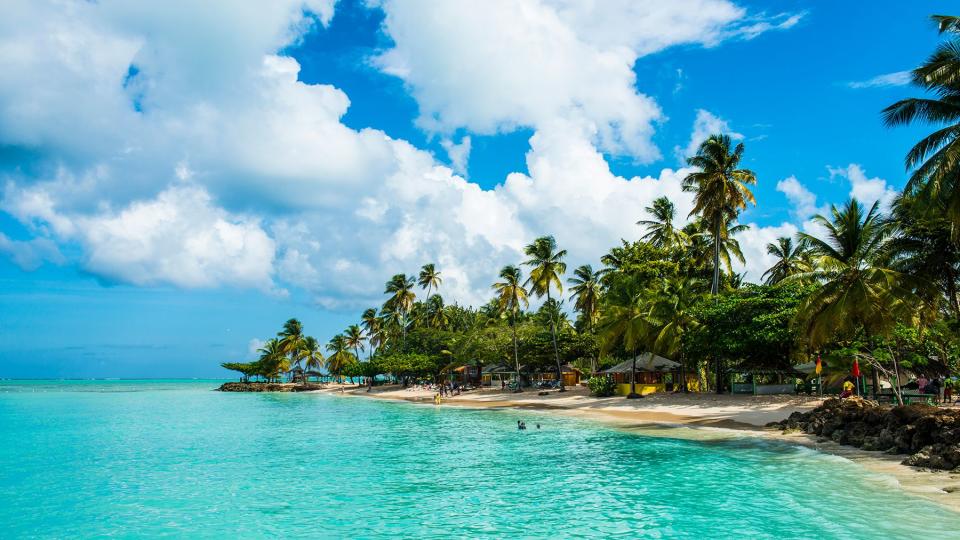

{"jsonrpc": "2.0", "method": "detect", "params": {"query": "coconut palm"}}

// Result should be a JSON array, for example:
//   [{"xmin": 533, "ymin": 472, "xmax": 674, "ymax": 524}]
[
  {"xmin": 301, "ymin": 336, "xmax": 324, "ymax": 382},
  {"xmin": 425, "ymin": 294, "xmax": 450, "ymax": 329},
  {"xmin": 597, "ymin": 277, "xmax": 652, "ymax": 399},
  {"xmin": 790, "ymin": 199, "xmax": 917, "ymax": 349},
  {"xmin": 523, "ymin": 235, "xmax": 568, "ymax": 390},
  {"xmin": 682, "ymin": 135, "xmax": 757, "ymax": 294},
  {"xmin": 882, "ymin": 15, "xmax": 960, "ymax": 227},
  {"xmin": 568, "ymin": 264, "xmax": 603, "ymax": 372},
  {"xmin": 638, "ymin": 196, "xmax": 687, "ymax": 249},
  {"xmin": 325, "ymin": 334, "xmax": 355, "ymax": 386},
  {"xmin": 646, "ymin": 277, "xmax": 704, "ymax": 392},
  {"xmin": 278, "ymin": 318, "xmax": 305, "ymax": 380},
  {"xmin": 492, "ymin": 265, "xmax": 529, "ymax": 392},
  {"xmin": 762, "ymin": 237, "xmax": 810, "ymax": 285},
  {"xmin": 344, "ymin": 324, "xmax": 365, "ymax": 369},
  {"xmin": 257, "ymin": 338, "xmax": 287, "ymax": 382},
  {"xmin": 418, "ymin": 263, "xmax": 442, "ymax": 299},
  {"xmin": 384, "ymin": 274, "xmax": 416, "ymax": 346},
  {"xmin": 360, "ymin": 308, "xmax": 381, "ymax": 359}
]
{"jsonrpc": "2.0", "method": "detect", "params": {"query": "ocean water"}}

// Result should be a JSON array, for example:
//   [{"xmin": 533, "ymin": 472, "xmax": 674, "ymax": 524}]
[{"xmin": 1, "ymin": 380, "xmax": 958, "ymax": 539}]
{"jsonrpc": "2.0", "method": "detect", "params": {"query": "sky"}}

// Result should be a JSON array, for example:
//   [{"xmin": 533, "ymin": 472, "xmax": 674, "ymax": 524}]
[{"xmin": 0, "ymin": 0, "xmax": 948, "ymax": 378}]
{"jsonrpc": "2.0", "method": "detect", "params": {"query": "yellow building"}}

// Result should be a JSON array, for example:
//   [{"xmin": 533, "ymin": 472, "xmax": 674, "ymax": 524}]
[{"xmin": 600, "ymin": 353, "xmax": 699, "ymax": 396}]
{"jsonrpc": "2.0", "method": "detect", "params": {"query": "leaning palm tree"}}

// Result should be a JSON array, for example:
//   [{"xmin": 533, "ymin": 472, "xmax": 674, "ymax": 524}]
[
  {"xmin": 638, "ymin": 196, "xmax": 687, "ymax": 249},
  {"xmin": 682, "ymin": 135, "xmax": 757, "ymax": 295},
  {"xmin": 762, "ymin": 237, "xmax": 810, "ymax": 285},
  {"xmin": 882, "ymin": 15, "xmax": 960, "ymax": 228},
  {"xmin": 492, "ymin": 265, "xmax": 529, "ymax": 392},
  {"xmin": 418, "ymin": 263, "xmax": 442, "ymax": 300},
  {"xmin": 523, "ymin": 236, "xmax": 568, "ymax": 390},
  {"xmin": 568, "ymin": 264, "xmax": 603, "ymax": 372},
  {"xmin": 384, "ymin": 274, "xmax": 416, "ymax": 346}
]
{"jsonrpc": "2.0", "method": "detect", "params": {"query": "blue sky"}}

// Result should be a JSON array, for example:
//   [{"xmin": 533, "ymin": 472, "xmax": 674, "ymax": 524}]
[{"xmin": 0, "ymin": 0, "xmax": 948, "ymax": 378}]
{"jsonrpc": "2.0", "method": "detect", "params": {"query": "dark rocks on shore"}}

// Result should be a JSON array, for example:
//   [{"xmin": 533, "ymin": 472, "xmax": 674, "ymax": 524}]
[
  {"xmin": 767, "ymin": 397, "xmax": 960, "ymax": 471},
  {"xmin": 218, "ymin": 382, "xmax": 325, "ymax": 392}
]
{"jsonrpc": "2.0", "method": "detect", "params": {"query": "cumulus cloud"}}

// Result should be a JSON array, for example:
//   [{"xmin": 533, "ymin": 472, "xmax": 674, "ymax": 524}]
[
  {"xmin": 0, "ymin": 232, "xmax": 63, "ymax": 271},
  {"xmin": 829, "ymin": 164, "xmax": 898, "ymax": 211},
  {"xmin": 0, "ymin": 0, "xmax": 804, "ymax": 309},
  {"xmin": 847, "ymin": 71, "xmax": 911, "ymax": 89},
  {"xmin": 674, "ymin": 109, "xmax": 744, "ymax": 161}
]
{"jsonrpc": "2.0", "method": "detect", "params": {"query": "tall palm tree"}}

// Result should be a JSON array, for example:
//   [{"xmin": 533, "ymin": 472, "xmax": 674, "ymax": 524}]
[
  {"xmin": 344, "ymin": 324, "xmax": 365, "ymax": 371},
  {"xmin": 278, "ymin": 318, "xmax": 305, "ymax": 381},
  {"xmin": 418, "ymin": 263, "xmax": 442, "ymax": 299},
  {"xmin": 682, "ymin": 134, "xmax": 757, "ymax": 294},
  {"xmin": 762, "ymin": 237, "xmax": 810, "ymax": 285},
  {"xmin": 325, "ymin": 334, "xmax": 355, "ymax": 386},
  {"xmin": 568, "ymin": 264, "xmax": 603, "ymax": 372},
  {"xmin": 492, "ymin": 265, "xmax": 529, "ymax": 392},
  {"xmin": 360, "ymin": 308, "xmax": 381, "ymax": 359},
  {"xmin": 790, "ymin": 199, "xmax": 914, "ymax": 346},
  {"xmin": 882, "ymin": 15, "xmax": 960, "ymax": 228},
  {"xmin": 638, "ymin": 196, "xmax": 687, "ymax": 248},
  {"xmin": 523, "ymin": 235, "xmax": 568, "ymax": 390},
  {"xmin": 384, "ymin": 274, "xmax": 416, "ymax": 346},
  {"xmin": 301, "ymin": 336, "xmax": 325, "ymax": 382}
]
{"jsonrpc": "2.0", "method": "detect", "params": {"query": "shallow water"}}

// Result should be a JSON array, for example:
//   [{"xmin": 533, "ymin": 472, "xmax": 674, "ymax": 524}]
[{"xmin": 1, "ymin": 380, "xmax": 957, "ymax": 539}]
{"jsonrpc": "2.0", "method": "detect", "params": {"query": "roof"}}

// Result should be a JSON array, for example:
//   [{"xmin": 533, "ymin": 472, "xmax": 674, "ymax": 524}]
[
  {"xmin": 482, "ymin": 364, "xmax": 513, "ymax": 374},
  {"xmin": 601, "ymin": 353, "xmax": 679, "ymax": 374}
]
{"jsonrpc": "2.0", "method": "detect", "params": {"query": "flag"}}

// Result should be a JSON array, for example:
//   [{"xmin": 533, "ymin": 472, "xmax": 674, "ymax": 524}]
[
  {"xmin": 815, "ymin": 355, "xmax": 822, "ymax": 375},
  {"xmin": 852, "ymin": 358, "xmax": 861, "ymax": 378}
]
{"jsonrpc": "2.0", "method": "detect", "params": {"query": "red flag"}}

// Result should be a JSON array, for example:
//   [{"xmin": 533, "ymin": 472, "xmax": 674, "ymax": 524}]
[
  {"xmin": 815, "ymin": 355, "xmax": 822, "ymax": 375},
  {"xmin": 852, "ymin": 358, "xmax": 861, "ymax": 378}
]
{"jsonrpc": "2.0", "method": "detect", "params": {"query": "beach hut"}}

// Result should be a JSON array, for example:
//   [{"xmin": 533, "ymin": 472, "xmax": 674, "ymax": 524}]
[
  {"xmin": 531, "ymin": 364, "xmax": 584, "ymax": 387},
  {"xmin": 728, "ymin": 367, "xmax": 804, "ymax": 395},
  {"xmin": 600, "ymin": 353, "xmax": 697, "ymax": 396},
  {"xmin": 481, "ymin": 364, "xmax": 515, "ymax": 387}
]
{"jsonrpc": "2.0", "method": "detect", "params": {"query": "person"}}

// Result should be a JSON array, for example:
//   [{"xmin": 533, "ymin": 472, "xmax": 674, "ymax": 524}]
[
  {"xmin": 840, "ymin": 379, "xmax": 854, "ymax": 399},
  {"xmin": 517, "ymin": 420, "xmax": 522, "ymax": 430},
  {"xmin": 918, "ymin": 375, "xmax": 929, "ymax": 395},
  {"xmin": 945, "ymin": 380, "xmax": 954, "ymax": 404},
  {"xmin": 536, "ymin": 423, "xmax": 541, "ymax": 429},
  {"xmin": 929, "ymin": 377, "xmax": 942, "ymax": 404},
  {"xmin": 501, "ymin": 379, "xmax": 506, "ymax": 390}
]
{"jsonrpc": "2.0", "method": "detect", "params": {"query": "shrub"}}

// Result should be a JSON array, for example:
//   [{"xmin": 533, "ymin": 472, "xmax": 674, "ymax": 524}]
[{"xmin": 588, "ymin": 376, "xmax": 617, "ymax": 397}]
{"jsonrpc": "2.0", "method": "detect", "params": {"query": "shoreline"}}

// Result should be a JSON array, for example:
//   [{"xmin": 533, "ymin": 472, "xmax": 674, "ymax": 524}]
[{"xmin": 313, "ymin": 382, "xmax": 960, "ymax": 512}]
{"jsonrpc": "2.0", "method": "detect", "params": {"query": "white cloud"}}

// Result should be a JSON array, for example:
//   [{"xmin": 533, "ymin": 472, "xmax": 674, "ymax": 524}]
[
  {"xmin": 776, "ymin": 175, "xmax": 824, "ymax": 221},
  {"xmin": 0, "ymin": 0, "xmax": 804, "ymax": 311},
  {"xmin": 0, "ymin": 232, "xmax": 63, "ymax": 270},
  {"xmin": 674, "ymin": 109, "xmax": 744, "ymax": 161},
  {"xmin": 440, "ymin": 136, "xmax": 472, "ymax": 176},
  {"xmin": 847, "ymin": 71, "xmax": 911, "ymax": 89},
  {"xmin": 732, "ymin": 221, "xmax": 799, "ymax": 283},
  {"xmin": 829, "ymin": 164, "xmax": 898, "ymax": 211}
]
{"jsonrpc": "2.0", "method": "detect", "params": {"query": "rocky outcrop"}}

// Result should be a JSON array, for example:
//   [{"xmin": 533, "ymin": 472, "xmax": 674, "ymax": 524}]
[
  {"xmin": 768, "ymin": 397, "xmax": 960, "ymax": 471},
  {"xmin": 217, "ymin": 382, "xmax": 325, "ymax": 392}
]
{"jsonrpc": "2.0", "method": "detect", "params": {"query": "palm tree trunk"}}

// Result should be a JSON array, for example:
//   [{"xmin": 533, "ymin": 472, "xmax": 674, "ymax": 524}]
[
  {"xmin": 547, "ymin": 289, "xmax": 564, "ymax": 391},
  {"xmin": 628, "ymin": 348, "xmax": 639, "ymax": 398},
  {"xmin": 946, "ymin": 266, "xmax": 960, "ymax": 318},
  {"xmin": 712, "ymin": 220, "xmax": 721, "ymax": 296},
  {"xmin": 512, "ymin": 308, "xmax": 522, "ymax": 393}
]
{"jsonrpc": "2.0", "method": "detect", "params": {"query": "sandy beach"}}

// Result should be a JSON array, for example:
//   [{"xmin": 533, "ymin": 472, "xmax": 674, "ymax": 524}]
[{"xmin": 315, "ymin": 383, "xmax": 960, "ymax": 511}]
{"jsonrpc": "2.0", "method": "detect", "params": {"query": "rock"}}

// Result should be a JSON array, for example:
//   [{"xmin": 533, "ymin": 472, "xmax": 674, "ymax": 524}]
[
  {"xmin": 217, "ymin": 382, "xmax": 324, "ymax": 392},
  {"xmin": 903, "ymin": 444, "xmax": 960, "ymax": 470}
]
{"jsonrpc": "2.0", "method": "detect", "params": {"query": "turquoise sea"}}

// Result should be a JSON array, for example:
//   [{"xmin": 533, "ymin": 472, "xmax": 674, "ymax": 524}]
[{"xmin": 1, "ymin": 380, "xmax": 958, "ymax": 539}]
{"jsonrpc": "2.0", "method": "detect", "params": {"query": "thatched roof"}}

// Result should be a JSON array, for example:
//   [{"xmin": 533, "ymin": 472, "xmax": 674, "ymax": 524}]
[{"xmin": 601, "ymin": 353, "xmax": 679, "ymax": 374}]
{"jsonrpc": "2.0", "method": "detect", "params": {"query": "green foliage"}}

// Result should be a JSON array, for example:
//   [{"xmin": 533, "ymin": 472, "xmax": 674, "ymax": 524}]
[{"xmin": 587, "ymin": 376, "xmax": 617, "ymax": 397}]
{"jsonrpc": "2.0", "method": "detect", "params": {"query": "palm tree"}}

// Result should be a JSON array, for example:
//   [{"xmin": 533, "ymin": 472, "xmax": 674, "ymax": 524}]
[
  {"xmin": 418, "ymin": 263, "xmax": 442, "ymax": 299},
  {"xmin": 682, "ymin": 135, "xmax": 757, "ymax": 295},
  {"xmin": 257, "ymin": 338, "xmax": 287, "ymax": 382},
  {"xmin": 344, "ymin": 324, "xmax": 365, "ymax": 373},
  {"xmin": 360, "ymin": 308, "xmax": 381, "ymax": 359},
  {"xmin": 325, "ymin": 334, "xmax": 355, "ymax": 387},
  {"xmin": 425, "ymin": 295, "xmax": 450, "ymax": 329},
  {"xmin": 762, "ymin": 237, "xmax": 810, "ymax": 285},
  {"xmin": 646, "ymin": 277, "xmax": 703, "ymax": 392},
  {"xmin": 523, "ymin": 235, "xmax": 568, "ymax": 390},
  {"xmin": 882, "ymin": 15, "xmax": 960, "ymax": 228},
  {"xmin": 638, "ymin": 196, "xmax": 687, "ymax": 248},
  {"xmin": 384, "ymin": 274, "xmax": 416, "ymax": 346},
  {"xmin": 597, "ymin": 277, "xmax": 651, "ymax": 399},
  {"xmin": 568, "ymin": 264, "xmax": 603, "ymax": 372},
  {"xmin": 301, "ymin": 336, "xmax": 324, "ymax": 382},
  {"xmin": 278, "ymin": 318, "xmax": 305, "ymax": 381},
  {"xmin": 492, "ymin": 265, "xmax": 529, "ymax": 392}
]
